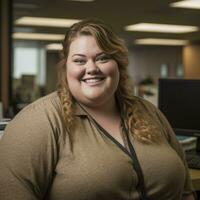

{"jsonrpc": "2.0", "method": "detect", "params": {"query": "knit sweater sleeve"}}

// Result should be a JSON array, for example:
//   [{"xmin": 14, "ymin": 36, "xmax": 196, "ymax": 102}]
[
  {"xmin": 153, "ymin": 105, "xmax": 194, "ymax": 195},
  {"xmin": 137, "ymin": 97, "xmax": 194, "ymax": 196},
  {"xmin": 0, "ymin": 96, "xmax": 61, "ymax": 199}
]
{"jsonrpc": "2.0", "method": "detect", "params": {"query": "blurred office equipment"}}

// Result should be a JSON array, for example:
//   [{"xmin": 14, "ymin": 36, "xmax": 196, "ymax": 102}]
[
  {"xmin": 158, "ymin": 78, "xmax": 200, "ymax": 169},
  {"xmin": 0, "ymin": 119, "xmax": 10, "ymax": 140},
  {"xmin": 136, "ymin": 76, "xmax": 158, "ymax": 107},
  {"xmin": 13, "ymin": 74, "xmax": 40, "ymax": 113},
  {"xmin": 0, "ymin": 102, "xmax": 3, "ymax": 119}
]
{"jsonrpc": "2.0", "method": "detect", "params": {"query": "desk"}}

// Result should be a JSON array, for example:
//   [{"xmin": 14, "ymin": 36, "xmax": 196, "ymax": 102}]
[{"xmin": 190, "ymin": 169, "xmax": 200, "ymax": 191}]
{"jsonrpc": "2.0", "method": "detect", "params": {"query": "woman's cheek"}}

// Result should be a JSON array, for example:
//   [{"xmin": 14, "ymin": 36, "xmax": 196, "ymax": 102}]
[{"xmin": 67, "ymin": 65, "xmax": 85, "ymax": 80}]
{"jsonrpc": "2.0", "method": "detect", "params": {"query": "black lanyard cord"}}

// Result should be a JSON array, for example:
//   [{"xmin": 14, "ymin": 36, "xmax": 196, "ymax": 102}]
[
  {"xmin": 121, "ymin": 119, "xmax": 149, "ymax": 200},
  {"xmin": 77, "ymin": 102, "xmax": 148, "ymax": 199}
]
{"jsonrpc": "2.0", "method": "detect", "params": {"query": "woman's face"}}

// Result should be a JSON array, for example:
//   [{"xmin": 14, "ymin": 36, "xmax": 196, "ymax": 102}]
[{"xmin": 66, "ymin": 35, "xmax": 119, "ymax": 108}]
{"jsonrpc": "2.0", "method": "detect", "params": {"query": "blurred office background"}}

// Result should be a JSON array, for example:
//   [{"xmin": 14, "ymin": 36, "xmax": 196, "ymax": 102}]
[{"xmin": 1, "ymin": 0, "xmax": 200, "ymax": 117}]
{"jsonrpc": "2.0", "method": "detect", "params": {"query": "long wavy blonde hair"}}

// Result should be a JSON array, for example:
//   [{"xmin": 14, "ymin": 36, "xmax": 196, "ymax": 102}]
[{"xmin": 58, "ymin": 19, "xmax": 160, "ymax": 144}]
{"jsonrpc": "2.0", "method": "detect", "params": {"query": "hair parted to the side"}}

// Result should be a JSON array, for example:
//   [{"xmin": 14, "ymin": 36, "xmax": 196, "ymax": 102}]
[{"xmin": 57, "ymin": 18, "xmax": 161, "ymax": 144}]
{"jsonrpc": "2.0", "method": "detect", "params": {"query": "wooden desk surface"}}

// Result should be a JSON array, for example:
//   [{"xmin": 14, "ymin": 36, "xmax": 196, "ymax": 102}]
[{"xmin": 190, "ymin": 169, "xmax": 200, "ymax": 191}]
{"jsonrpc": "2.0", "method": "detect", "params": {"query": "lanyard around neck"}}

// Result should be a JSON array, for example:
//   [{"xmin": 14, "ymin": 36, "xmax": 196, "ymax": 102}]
[
  {"xmin": 120, "ymin": 117, "xmax": 148, "ymax": 200},
  {"xmin": 78, "ymin": 102, "xmax": 148, "ymax": 200}
]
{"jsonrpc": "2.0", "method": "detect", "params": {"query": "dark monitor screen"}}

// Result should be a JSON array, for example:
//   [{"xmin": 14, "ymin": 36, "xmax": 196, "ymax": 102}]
[{"xmin": 158, "ymin": 78, "xmax": 200, "ymax": 137}]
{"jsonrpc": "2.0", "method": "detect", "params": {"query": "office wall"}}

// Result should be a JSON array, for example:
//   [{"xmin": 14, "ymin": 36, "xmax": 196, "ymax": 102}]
[
  {"xmin": 0, "ymin": 0, "xmax": 12, "ymax": 116},
  {"xmin": 46, "ymin": 52, "xmax": 60, "ymax": 94},
  {"xmin": 128, "ymin": 46, "xmax": 183, "ymax": 84},
  {"xmin": 183, "ymin": 45, "xmax": 200, "ymax": 78}
]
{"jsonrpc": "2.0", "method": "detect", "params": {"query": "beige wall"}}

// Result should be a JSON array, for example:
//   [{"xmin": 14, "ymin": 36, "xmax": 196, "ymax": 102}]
[
  {"xmin": 128, "ymin": 46, "xmax": 183, "ymax": 84},
  {"xmin": 183, "ymin": 45, "xmax": 200, "ymax": 78}
]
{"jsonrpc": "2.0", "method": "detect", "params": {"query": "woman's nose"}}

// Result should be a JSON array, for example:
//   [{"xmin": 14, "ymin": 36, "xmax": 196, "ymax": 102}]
[{"xmin": 86, "ymin": 60, "xmax": 100, "ymax": 74}]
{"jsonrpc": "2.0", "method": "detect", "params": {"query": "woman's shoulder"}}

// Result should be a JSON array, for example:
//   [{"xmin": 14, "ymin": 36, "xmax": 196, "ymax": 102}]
[
  {"xmin": 0, "ymin": 93, "xmax": 61, "ymax": 182},
  {"xmin": 9, "ymin": 91, "xmax": 64, "ymax": 134},
  {"xmin": 22, "ymin": 91, "xmax": 61, "ymax": 111},
  {"xmin": 132, "ymin": 95, "xmax": 158, "ymax": 112},
  {"xmin": 133, "ymin": 96, "xmax": 177, "ymax": 139},
  {"xmin": 16, "ymin": 91, "xmax": 62, "ymax": 118},
  {"xmin": 1, "ymin": 92, "xmax": 66, "ymax": 150}
]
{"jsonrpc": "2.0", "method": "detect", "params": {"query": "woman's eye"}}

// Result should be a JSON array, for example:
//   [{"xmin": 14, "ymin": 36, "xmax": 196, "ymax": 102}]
[
  {"xmin": 96, "ymin": 55, "xmax": 111, "ymax": 62},
  {"xmin": 74, "ymin": 59, "xmax": 85, "ymax": 64}
]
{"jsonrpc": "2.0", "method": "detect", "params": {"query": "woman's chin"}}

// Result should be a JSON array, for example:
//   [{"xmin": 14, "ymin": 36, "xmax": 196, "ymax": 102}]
[
  {"xmin": 82, "ymin": 89, "xmax": 105, "ymax": 100},
  {"xmin": 79, "ymin": 93, "xmax": 107, "ymax": 107},
  {"xmin": 84, "ymin": 94, "xmax": 104, "ymax": 102}
]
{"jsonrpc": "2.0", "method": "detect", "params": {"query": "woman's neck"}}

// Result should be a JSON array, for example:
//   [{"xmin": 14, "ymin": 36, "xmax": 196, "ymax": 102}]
[{"xmin": 80, "ymin": 97, "xmax": 120, "ymax": 122}]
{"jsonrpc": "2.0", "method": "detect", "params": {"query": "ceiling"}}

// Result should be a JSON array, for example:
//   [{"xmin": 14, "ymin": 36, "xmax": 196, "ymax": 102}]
[{"xmin": 13, "ymin": 0, "xmax": 200, "ymax": 46}]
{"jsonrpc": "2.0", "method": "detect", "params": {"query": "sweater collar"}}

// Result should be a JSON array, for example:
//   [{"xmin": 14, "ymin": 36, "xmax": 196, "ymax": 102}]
[{"xmin": 74, "ymin": 102, "xmax": 88, "ymax": 117}]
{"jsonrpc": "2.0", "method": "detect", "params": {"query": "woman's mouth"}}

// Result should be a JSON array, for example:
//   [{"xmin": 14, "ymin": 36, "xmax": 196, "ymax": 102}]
[{"xmin": 81, "ymin": 77, "xmax": 105, "ymax": 85}]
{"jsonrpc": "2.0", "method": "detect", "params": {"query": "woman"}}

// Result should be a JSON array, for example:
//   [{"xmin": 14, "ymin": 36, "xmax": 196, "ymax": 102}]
[{"xmin": 0, "ymin": 19, "xmax": 195, "ymax": 200}]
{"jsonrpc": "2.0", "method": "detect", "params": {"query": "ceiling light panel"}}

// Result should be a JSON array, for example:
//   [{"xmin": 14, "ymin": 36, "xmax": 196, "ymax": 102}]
[
  {"xmin": 134, "ymin": 38, "xmax": 188, "ymax": 46},
  {"xmin": 125, "ymin": 23, "xmax": 198, "ymax": 33},
  {"xmin": 13, "ymin": 33, "xmax": 65, "ymax": 41},
  {"xmin": 46, "ymin": 43, "xmax": 63, "ymax": 50},
  {"xmin": 15, "ymin": 17, "xmax": 80, "ymax": 28},
  {"xmin": 171, "ymin": 0, "xmax": 200, "ymax": 9}
]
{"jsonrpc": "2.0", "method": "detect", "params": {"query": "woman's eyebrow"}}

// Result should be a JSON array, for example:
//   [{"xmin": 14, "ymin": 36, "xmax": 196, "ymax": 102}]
[
  {"xmin": 72, "ymin": 54, "xmax": 86, "ymax": 57},
  {"xmin": 72, "ymin": 52, "xmax": 105, "ymax": 58}
]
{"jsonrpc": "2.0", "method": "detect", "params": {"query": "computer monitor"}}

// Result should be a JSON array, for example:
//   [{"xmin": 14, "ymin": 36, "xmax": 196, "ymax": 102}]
[{"xmin": 158, "ymin": 78, "xmax": 200, "ymax": 151}]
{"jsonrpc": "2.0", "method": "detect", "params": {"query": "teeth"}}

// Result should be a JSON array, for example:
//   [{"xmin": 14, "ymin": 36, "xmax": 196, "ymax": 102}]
[
  {"xmin": 83, "ymin": 77, "xmax": 104, "ymax": 83},
  {"xmin": 85, "ymin": 78, "xmax": 102, "ymax": 83}
]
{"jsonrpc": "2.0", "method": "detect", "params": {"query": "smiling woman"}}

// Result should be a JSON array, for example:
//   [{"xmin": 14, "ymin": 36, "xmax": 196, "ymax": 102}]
[
  {"xmin": 0, "ymin": 19, "xmax": 195, "ymax": 200},
  {"xmin": 66, "ymin": 35, "xmax": 119, "ymax": 108}
]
